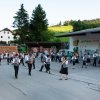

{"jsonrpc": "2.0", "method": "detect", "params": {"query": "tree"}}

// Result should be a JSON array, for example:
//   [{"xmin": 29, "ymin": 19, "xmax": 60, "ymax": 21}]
[
  {"xmin": 42, "ymin": 30, "xmax": 56, "ymax": 42},
  {"xmin": 13, "ymin": 4, "xmax": 29, "ymax": 44},
  {"xmin": 30, "ymin": 4, "xmax": 48, "ymax": 41},
  {"xmin": 67, "ymin": 20, "xmax": 87, "ymax": 31},
  {"xmin": 64, "ymin": 18, "xmax": 100, "ymax": 32}
]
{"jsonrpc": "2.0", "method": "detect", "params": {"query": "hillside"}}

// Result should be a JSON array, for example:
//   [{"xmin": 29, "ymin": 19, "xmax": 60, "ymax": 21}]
[
  {"xmin": 48, "ymin": 25, "xmax": 73, "ymax": 42},
  {"xmin": 48, "ymin": 25, "xmax": 73, "ymax": 33}
]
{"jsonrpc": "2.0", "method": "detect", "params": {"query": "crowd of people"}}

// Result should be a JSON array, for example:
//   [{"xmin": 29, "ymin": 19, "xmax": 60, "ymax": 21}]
[
  {"xmin": 0, "ymin": 50, "xmax": 69, "ymax": 80},
  {"xmin": 71, "ymin": 51, "xmax": 100, "ymax": 68},
  {"xmin": 0, "ymin": 50, "xmax": 100, "ymax": 80}
]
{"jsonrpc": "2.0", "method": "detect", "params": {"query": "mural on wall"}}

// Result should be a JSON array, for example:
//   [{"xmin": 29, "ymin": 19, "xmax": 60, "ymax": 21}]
[
  {"xmin": 80, "ymin": 40, "xmax": 99, "ymax": 43},
  {"xmin": 73, "ymin": 40, "xmax": 79, "ymax": 46}
]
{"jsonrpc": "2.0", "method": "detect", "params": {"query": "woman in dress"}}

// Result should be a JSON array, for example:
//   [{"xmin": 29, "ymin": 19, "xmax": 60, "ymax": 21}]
[{"xmin": 59, "ymin": 56, "xmax": 68, "ymax": 80}]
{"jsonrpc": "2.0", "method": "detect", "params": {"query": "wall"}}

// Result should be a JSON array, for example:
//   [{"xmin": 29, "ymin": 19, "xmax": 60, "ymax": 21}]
[
  {"xmin": 0, "ymin": 46, "xmax": 18, "ymax": 53},
  {"xmin": 69, "ymin": 33, "xmax": 100, "ymax": 56},
  {"xmin": 0, "ymin": 30, "xmax": 14, "ymax": 43}
]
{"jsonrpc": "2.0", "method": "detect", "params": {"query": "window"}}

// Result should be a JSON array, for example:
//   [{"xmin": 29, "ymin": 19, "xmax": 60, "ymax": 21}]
[
  {"xmin": 8, "ymin": 36, "xmax": 10, "ymax": 39},
  {"xmin": 1, "ymin": 36, "xmax": 3, "ymax": 38}
]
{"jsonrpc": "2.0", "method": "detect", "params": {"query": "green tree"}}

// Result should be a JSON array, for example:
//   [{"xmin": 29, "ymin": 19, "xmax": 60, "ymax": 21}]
[
  {"xmin": 64, "ymin": 18, "xmax": 100, "ymax": 32},
  {"xmin": 30, "ymin": 4, "xmax": 48, "ymax": 41},
  {"xmin": 13, "ymin": 4, "xmax": 29, "ymax": 44}
]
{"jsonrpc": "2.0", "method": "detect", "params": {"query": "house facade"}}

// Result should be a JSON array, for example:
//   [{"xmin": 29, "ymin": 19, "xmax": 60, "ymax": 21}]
[
  {"xmin": 0, "ymin": 28, "xmax": 14, "ymax": 44},
  {"xmin": 57, "ymin": 27, "xmax": 100, "ymax": 57}
]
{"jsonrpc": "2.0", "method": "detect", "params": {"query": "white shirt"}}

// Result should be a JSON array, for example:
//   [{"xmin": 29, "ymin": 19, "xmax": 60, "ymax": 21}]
[
  {"xmin": 62, "ymin": 60, "xmax": 68, "ymax": 68},
  {"xmin": 25, "ymin": 55, "xmax": 29, "ymax": 62},
  {"xmin": 12, "ymin": 57, "xmax": 20, "ymax": 63},
  {"xmin": 46, "ymin": 57, "xmax": 51, "ymax": 64}
]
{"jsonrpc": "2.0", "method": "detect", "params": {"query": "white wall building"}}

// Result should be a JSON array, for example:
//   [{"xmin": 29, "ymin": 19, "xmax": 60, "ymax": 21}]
[
  {"xmin": 0, "ymin": 28, "xmax": 14, "ymax": 44},
  {"xmin": 57, "ymin": 27, "xmax": 100, "ymax": 56}
]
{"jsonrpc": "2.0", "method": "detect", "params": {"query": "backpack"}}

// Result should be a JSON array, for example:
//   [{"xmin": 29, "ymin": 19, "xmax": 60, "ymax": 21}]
[{"xmin": 14, "ymin": 58, "xmax": 19, "ymax": 66}]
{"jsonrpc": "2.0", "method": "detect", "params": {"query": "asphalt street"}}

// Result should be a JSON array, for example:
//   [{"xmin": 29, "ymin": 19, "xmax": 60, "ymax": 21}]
[{"xmin": 0, "ymin": 58, "xmax": 100, "ymax": 100}]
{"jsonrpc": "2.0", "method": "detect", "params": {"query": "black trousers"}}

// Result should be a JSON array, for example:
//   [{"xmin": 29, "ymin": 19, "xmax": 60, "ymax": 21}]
[
  {"xmin": 0, "ymin": 58, "xmax": 1, "ymax": 65},
  {"xmin": 93, "ymin": 58, "xmax": 97, "ymax": 66},
  {"xmin": 46, "ymin": 64, "xmax": 50, "ymax": 73},
  {"xmin": 7, "ymin": 58, "xmax": 10, "ymax": 65},
  {"xmin": 10, "ymin": 57, "xmax": 13, "ymax": 63},
  {"xmin": 20, "ymin": 59, "xmax": 24, "ymax": 66},
  {"xmin": 33, "ymin": 61, "xmax": 35, "ymax": 69},
  {"xmin": 28, "ymin": 63, "xmax": 32, "ymax": 75},
  {"xmin": 14, "ymin": 66, "xmax": 19, "ymax": 78},
  {"xmin": 73, "ymin": 61, "xmax": 75, "ymax": 66},
  {"xmin": 40, "ymin": 64, "xmax": 46, "ymax": 71}
]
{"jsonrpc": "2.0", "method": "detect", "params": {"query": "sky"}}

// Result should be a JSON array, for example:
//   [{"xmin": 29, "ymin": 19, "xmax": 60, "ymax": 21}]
[{"xmin": 0, "ymin": 0, "xmax": 100, "ymax": 30}]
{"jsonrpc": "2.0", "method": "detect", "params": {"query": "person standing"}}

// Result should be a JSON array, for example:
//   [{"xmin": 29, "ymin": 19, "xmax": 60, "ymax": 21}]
[
  {"xmin": 82, "ymin": 54, "xmax": 87, "ymax": 68},
  {"xmin": 9, "ymin": 53, "xmax": 13, "ymax": 63},
  {"xmin": 93, "ymin": 52, "xmax": 97, "ymax": 67},
  {"xmin": 59, "ymin": 56, "xmax": 68, "ymax": 80},
  {"xmin": 72, "ymin": 54, "xmax": 76, "ymax": 66},
  {"xmin": 45, "ymin": 55, "xmax": 51, "ymax": 74},
  {"xmin": 0, "ymin": 53, "xmax": 2, "ymax": 65},
  {"xmin": 7, "ymin": 53, "xmax": 10, "ymax": 65},
  {"xmin": 24, "ymin": 53, "xmax": 29, "ymax": 64},
  {"xmin": 28, "ymin": 53, "xmax": 34, "ymax": 76},
  {"xmin": 32, "ymin": 54, "xmax": 36, "ymax": 69},
  {"xmin": 39, "ymin": 53, "xmax": 47, "ymax": 72},
  {"xmin": 12, "ymin": 54, "xmax": 20, "ymax": 79},
  {"xmin": 19, "ymin": 53, "xmax": 25, "ymax": 66},
  {"xmin": 86, "ymin": 53, "xmax": 91, "ymax": 66}
]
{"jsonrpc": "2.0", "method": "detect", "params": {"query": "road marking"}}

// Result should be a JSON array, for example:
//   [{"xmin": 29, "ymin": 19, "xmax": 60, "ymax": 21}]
[{"xmin": 8, "ymin": 82, "xmax": 27, "ymax": 96}]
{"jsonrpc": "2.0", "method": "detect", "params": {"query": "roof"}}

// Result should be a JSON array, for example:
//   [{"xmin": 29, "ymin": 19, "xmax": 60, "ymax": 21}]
[
  {"xmin": 26, "ymin": 42, "xmax": 68, "ymax": 48},
  {"xmin": 56, "ymin": 27, "xmax": 100, "ymax": 37},
  {"xmin": 0, "ymin": 28, "xmax": 14, "ymax": 34}
]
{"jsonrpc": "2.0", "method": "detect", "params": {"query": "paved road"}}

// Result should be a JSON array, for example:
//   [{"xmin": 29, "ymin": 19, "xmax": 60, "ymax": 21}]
[{"xmin": 0, "ymin": 58, "xmax": 100, "ymax": 100}]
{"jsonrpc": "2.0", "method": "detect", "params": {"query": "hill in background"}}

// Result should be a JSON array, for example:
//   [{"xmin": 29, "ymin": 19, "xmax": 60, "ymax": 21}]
[
  {"xmin": 48, "ymin": 25, "xmax": 73, "ymax": 33},
  {"xmin": 48, "ymin": 25, "xmax": 73, "ymax": 42}
]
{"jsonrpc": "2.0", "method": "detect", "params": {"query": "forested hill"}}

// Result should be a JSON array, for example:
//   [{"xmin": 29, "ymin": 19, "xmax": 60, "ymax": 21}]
[
  {"xmin": 48, "ymin": 18, "xmax": 100, "ymax": 33},
  {"xmin": 63, "ymin": 18, "xmax": 100, "ymax": 31},
  {"xmin": 48, "ymin": 18, "xmax": 100, "ymax": 42}
]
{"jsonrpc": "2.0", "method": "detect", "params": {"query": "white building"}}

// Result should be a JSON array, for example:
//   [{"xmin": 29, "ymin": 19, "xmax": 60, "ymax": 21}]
[
  {"xmin": 57, "ymin": 27, "xmax": 100, "ymax": 56},
  {"xmin": 0, "ymin": 28, "xmax": 14, "ymax": 44}
]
